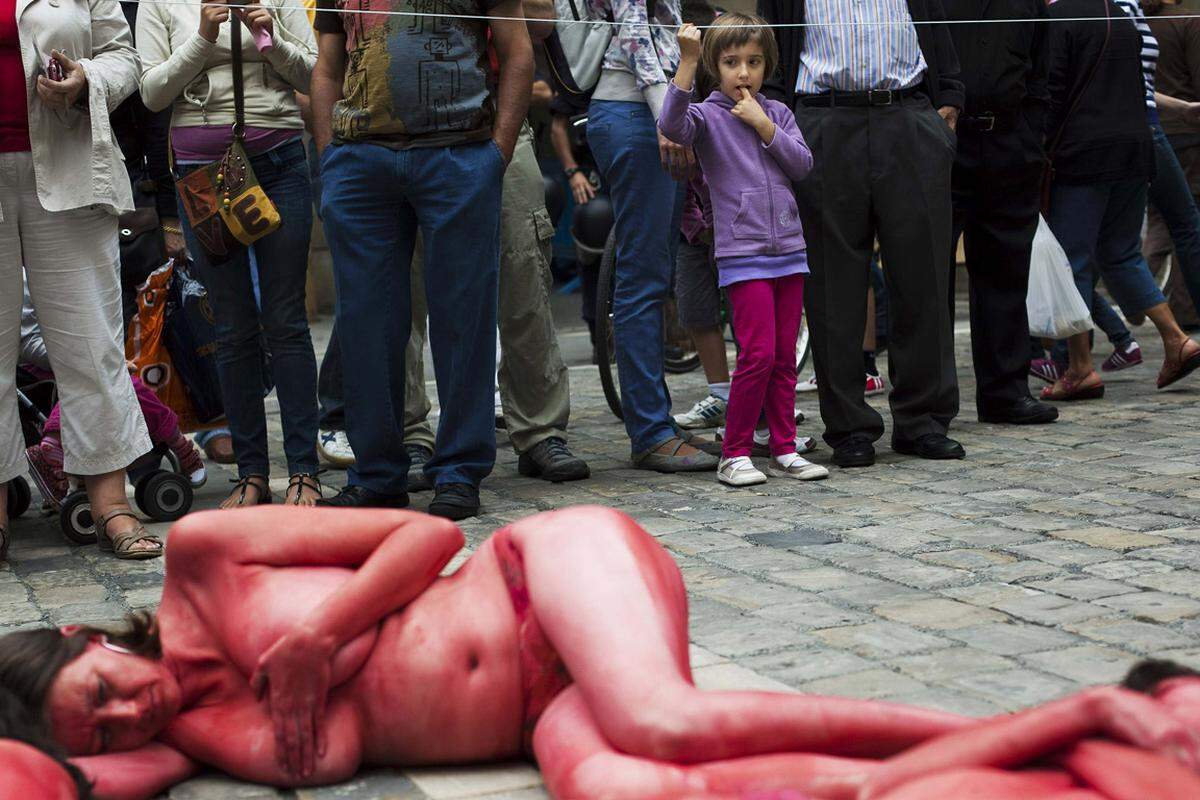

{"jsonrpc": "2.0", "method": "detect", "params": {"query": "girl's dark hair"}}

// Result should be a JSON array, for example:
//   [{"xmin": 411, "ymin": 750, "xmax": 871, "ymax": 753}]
[
  {"xmin": 0, "ymin": 612, "xmax": 161, "ymax": 718},
  {"xmin": 699, "ymin": 11, "xmax": 780, "ymax": 89},
  {"xmin": 0, "ymin": 685, "xmax": 92, "ymax": 799},
  {"xmin": 1122, "ymin": 659, "xmax": 1200, "ymax": 694}
]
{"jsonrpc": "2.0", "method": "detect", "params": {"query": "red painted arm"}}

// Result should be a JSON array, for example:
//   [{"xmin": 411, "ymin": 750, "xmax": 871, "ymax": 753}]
[
  {"xmin": 859, "ymin": 686, "xmax": 1200, "ymax": 800},
  {"xmin": 1060, "ymin": 739, "xmax": 1200, "ymax": 800},
  {"xmin": 70, "ymin": 742, "xmax": 198, "ymax": 800}
]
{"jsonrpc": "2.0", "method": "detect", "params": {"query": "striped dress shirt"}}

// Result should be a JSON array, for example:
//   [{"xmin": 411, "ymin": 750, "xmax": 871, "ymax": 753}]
[{"xmin": 795, "ymin": 0, "xmax": 928, "ymax": 95}]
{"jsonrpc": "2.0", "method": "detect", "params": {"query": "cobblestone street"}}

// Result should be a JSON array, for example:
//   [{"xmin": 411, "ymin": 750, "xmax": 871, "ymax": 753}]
[{"xmin": 4, "ymin": 300, "xmax": 1200, "ymax": 799}]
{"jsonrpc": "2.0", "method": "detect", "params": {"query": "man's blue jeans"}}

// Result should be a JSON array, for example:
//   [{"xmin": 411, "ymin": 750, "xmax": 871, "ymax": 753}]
[
  {"xmin": 320, "ymin": 140, "xmax": 503, "ymax": 492},
  {"xmin": 587, "ymin": 100, "xmax": 680, "ymax": 454},
  {"xmin": 176, "ymin": 139, "xmax": 319, "ymax": 478},
  {"xmin": 1047, "ymin": 178, "xmax": 1167, "ymax": 359}
]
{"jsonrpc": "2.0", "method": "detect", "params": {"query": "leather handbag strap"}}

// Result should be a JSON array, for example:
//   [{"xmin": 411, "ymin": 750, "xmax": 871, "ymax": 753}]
[{"xmin": 230, "ymin": 16, "xmax": 246, "ymax": 141}]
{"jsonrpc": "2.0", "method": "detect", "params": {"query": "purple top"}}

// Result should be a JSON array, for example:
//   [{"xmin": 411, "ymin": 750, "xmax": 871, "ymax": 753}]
[
  {"xmin": 173, "ymin": 126, "xmax": 301, "ymax": 163},
  {"xmin": 717, "ymin": 252, "xmax": 808, "ymax": 288},
  {"xmin": 658, "ymin": 83, "xmax": 813, "ymax": 262}
]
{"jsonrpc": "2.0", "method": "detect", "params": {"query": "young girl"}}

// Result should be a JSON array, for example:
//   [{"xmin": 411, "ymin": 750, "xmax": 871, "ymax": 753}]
[{"xmin": 659, "ymin": 12, "xmax": 827, "ymax": 486}]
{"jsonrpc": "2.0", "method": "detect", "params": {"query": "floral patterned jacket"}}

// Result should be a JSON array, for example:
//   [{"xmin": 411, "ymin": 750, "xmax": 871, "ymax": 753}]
[{"xmin": 585, "ymin": 0, "xmax": 681, "ymax": 91}]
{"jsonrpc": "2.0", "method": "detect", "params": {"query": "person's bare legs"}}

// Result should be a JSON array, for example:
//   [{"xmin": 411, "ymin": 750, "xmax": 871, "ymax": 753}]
[
  {"xmin": 513, "ymin": 507, "xmax": 970, "ymax": 765},
  {"xmin": 83, "ymin": 471, "xmax": 158, "ymax": 555},
  {"xmin": 534, "ymin": 687, "xmax": 876, "ymax": 800},
  {"xmin": 864, "ymin": 286, "xmax": 877, "ymax": 353},
  {"xmin": 692, "ymin": 326, "xmax": 731, "ymax": 385},
  {"xmin": 1044, "ymin": 332, "xmax": 1102, "ymax": 397}
]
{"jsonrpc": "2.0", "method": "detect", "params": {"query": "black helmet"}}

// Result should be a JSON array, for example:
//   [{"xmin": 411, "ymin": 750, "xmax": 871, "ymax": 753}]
[
  {"xmin": 543, "ymin": 174, "xmax": 567, "ymax": 229},
  {"xmin": 571, "ymin": 194, "xmax": 614, "ymax": 258}
]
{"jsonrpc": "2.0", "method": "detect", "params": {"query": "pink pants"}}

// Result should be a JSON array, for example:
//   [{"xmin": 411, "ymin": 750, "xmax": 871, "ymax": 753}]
[
  {"xmin": 44, "ymin": 376, "xmax": 178, "ymax": 445},
  {"xmin": 723, "ymin": 274, "xmax": 805, "ymax": 459}
]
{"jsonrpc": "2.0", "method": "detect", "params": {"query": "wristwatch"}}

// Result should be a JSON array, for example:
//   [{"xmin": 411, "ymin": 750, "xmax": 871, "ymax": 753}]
[{"xmin": 564, "ymin": 166, "xmax": 583, "ymax": 179}]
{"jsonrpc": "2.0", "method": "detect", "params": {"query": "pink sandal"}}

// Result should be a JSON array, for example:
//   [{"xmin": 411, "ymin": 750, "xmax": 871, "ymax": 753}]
[{"xmin": 1041, "ymin": 373, "xmax": 1105, "ymax": 402}]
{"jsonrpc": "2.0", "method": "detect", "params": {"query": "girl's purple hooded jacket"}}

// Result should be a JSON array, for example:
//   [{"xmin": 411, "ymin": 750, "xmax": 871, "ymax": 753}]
[{"xmin": 658, "ymin": 83, "xmax": 813, "ymax": 261}]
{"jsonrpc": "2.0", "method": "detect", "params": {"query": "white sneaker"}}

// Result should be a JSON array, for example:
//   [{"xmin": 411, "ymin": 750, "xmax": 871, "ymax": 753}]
[
  {"xmin": 717, "ymin": 456, "xmax": 767, "ymax": 487},
  {"xmin": 768, "ymin": 452, "xmax": 829, "ymax": 481},
  {"xmin": 318, "ymin": 429, "xmax": 356, "ymax": 468},
  {"xmin": 752, "ymin": 428, "xmax": 817, "ymax": 455},
  {"xmin": 796, "ymin": 374, "xmax": 819, "ymax": 393},
  {"xmin": 674, "ymin": 395, "xmax": 728, "ymax": 429},
  {"xmin": 865, "ymin": 374, "xmax": 886, "ymax": 396}
]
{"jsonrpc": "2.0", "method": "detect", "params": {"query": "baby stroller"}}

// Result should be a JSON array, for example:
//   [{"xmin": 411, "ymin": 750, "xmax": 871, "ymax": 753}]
[{"xmin": 11, "ymin": 366, "xmax": 195, "ymax": 545}]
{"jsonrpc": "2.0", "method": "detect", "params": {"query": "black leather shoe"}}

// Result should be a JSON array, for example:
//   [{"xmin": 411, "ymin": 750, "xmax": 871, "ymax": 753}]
[
  {"xmin": 892, "ymin": 433, "xmax": 966, "ymax": 460},
  {"xmin": 518, "ymin": 437, "xmax": 590, "ymax": 482},
  {"xmin": 978, "ymin": 397, "xmax": 1060, "ymax": 425},
  {"xmin": 316, "ymin": 484, "xmax": 409, "ymax": 508},
  {"xmin": 832, "ymin": 438, "xmax": 875, "ymax": 468},
  {"xmin": 428, "ymin": 483, "xmax": 480, "ymax": 520},
  {"xmin": 406, "ymin": 444, "xmax": 433, "ymax": 492}
]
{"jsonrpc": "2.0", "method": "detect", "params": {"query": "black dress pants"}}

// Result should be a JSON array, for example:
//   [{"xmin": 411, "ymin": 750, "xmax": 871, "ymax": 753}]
[
  {"xmin": 951, "ymin": 138, "xmax": 1042, "ymax": 414},
  {"xmin": 794, "ymin": 95, "xmax": 960, "ymax": 448}
]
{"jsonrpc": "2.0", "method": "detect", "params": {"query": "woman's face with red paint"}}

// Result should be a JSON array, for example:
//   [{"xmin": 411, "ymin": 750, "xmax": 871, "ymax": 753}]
[{"xmin": 43, "ymin": 639, "xmax": 182, "ymax": 755}]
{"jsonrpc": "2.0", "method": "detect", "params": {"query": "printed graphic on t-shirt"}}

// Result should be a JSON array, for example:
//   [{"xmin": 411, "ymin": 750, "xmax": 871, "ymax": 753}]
[{"xmin": 331, "ymin": 0, "xmax": 494, "ymax": 144}]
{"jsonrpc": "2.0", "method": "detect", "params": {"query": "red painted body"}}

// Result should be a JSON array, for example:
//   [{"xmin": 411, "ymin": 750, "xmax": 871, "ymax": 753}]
[
  {"xmin": 0, "ymin": 739, "xmax": 77, "ymax": 800},
  {"xmin": 37, "ymin": 506, "xmax": 1200, "ymax": 800}
]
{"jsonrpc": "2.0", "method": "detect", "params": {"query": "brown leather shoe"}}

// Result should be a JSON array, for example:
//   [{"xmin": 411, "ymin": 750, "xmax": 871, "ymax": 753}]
[{"xmin": 202, "ymin": 433, "xmax": 236, "ymax": 464}]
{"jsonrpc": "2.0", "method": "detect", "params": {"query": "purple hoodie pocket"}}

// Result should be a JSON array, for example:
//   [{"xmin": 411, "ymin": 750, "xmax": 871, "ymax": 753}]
[
  {"xmin": 773, "ymin": 188, "xmax": 801, "ymax": 232},
  {"xmin": 732, "ymin": 189, "xmax": 771, "ymax": 240}
]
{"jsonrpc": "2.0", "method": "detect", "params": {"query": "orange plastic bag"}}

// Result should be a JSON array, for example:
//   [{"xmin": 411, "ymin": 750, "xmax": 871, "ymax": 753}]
[{"xmin": 125, "ymin": 262, "xmax": 207, "ymax": 432}]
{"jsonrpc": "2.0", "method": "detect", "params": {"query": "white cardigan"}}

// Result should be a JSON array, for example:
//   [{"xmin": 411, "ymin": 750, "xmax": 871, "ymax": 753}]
[
  {"xmin": 7, "ymin": 0, "xmax": 139, "ymax": 220},
  {"xmin": 136, "ymin": 1, "xmax": 315, "ymax": 131}
]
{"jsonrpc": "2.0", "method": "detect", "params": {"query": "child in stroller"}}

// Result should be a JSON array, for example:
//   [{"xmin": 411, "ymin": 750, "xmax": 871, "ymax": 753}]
[{"xmin": 11, "ymin": 285, "xmax": 205, "ymax": 546}]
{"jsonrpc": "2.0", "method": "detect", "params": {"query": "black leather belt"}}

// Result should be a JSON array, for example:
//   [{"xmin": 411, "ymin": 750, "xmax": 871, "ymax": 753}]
[
  {"xmin": 958, "ymin": 111, "xmax": 1019, "ymax": 134},
  {"xmin": 798, "ymin": 86, "xmax": 922, "ymax": 108}
]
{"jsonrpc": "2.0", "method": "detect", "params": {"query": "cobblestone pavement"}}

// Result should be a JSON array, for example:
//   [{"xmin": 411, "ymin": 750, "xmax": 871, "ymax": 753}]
[{"xmin": 4, "ymin": 301, "xmax": 1200, "ymax": 798}]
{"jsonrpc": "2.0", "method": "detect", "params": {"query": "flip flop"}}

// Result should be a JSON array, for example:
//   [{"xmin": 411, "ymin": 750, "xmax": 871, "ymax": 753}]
[
  {"xmin": 1041, "ymin": 373, "xmax": 1105, "ymax": 402},
  {"xmin": 1157, "ymin": 341, "xmax": 1200, "ymax": 389}
]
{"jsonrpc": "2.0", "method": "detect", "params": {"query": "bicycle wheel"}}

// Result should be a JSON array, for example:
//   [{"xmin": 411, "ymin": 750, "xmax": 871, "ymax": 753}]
[
  {"xmin": 595, "ymin": 230, "xmax": 624, "ymax": 420},
  {"xmin": 796, "ymin": 314, "xmax": 812, "ymax": 374}
]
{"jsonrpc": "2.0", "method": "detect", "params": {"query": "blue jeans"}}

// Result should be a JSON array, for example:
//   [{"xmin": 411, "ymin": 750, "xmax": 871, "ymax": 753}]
[
  {"xmin": 176, "ymin": 139, "xmax": 319, "ymax": 478},
  {"xmin": 1047, "ymin": 178, "xmax": 1166, "ymax": 351},
  {"xmin": 320, "ymin": 140, "xmax": 503, "ymax": 492},
  {"xmin": 587, "ymin": 100, "xmax": 681, "ymax": 454}
]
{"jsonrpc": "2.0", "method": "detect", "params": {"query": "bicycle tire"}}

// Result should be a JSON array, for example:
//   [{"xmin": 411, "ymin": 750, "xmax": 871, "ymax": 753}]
[
  {"xmin": 796, "ymin": 315, "xmax": 812, "ymax": 375},
  {"xmin": 595, "ymin": 230, "xmax": 624, "ymax": 420}
]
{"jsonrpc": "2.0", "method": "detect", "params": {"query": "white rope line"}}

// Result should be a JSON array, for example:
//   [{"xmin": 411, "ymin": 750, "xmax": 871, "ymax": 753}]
[{"xmin": 114, "ymin": 0, "xmax": 1200, "ymax": 29}]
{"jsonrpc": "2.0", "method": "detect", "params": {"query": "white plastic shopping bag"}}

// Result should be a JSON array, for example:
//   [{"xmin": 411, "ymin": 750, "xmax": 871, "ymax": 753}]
[{"xmin": 1027, "ymin": 215, "xmax": 1093, "ymax": 339}]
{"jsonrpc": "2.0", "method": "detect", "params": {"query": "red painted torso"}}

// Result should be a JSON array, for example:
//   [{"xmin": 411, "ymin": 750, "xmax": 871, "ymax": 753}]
[
  {"xmin": 0, "ymin": 740, "xmax": 77, "ymax": 800},
  {"xmin": 155, "ymin": 538, "xmax": 525, "ymax": 776}
]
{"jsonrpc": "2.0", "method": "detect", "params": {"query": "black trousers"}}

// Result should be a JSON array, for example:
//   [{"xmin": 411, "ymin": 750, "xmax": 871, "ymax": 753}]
[
  {"xmin": 951, "ymin": 140, "xmax": 1042, "ymax": 413},
  {"xmin": 793, "ymin": 95, "xmax": 959, "ymax": 447}
]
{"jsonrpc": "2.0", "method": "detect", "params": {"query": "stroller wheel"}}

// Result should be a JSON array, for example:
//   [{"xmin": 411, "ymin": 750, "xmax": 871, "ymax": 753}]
[
  {"xmin": 6, "ymin": 478, "xmax": 31, "ymax": 519},
  {"xmin": 60, "ymin": 491, "xmax": 97, "ymax": 545},
  {"xmin": 136, "ymin": 471, "xmax": 192, "ymax": 522}
]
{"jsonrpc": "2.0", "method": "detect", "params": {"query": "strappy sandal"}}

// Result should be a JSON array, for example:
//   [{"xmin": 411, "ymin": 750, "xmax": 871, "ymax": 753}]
[
  {"xmin": 224, "ymin": 475, "xmax": 272, "ymax": 509},
  {"xmin": 1158, "ymin": 340, "xmax": 1200, "ymax": 389},
  {"xmin": 96, "ymin": 509, "xmax": 162, "ymax": 560},
  {"xmin": 285, "ymin": 473, "xmax": 322, "ymax": 506},
  {"xmin": 1041, "ymin": 372, "xmax": 1105, "ymax": 402}
]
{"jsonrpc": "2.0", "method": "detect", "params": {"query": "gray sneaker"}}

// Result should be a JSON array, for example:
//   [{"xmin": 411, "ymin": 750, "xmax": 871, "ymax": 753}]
[
  {"xmin": 518, "ymin": 437, "xmax": 590, "ymax": 482},
  {"xmin": 632, "ymin": 436, "xmax": 719, "ymax": 473}
]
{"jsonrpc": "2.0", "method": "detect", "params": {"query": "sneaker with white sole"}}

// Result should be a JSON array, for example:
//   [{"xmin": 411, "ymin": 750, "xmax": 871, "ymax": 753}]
[
  {"xmin": 768, "ymin": 452, "xmax": 829, "ymax": 481},
  {"xmin": 796, "ymin": 375, "xmax": 819, "ymax": 393},
  {"xmin": 318, "ymin": 429, "xmax": 356, "ymax": 468},
  {"xmin": 1101, "ymin": 341, "xmax": 1143, "ymax": 372},
  {"xmin": 717, "ymin": 456, "xmax": 767, "ymax": 487},
  {"xmin": 865, "ymin": 374, "xmax": 886, "ymax": 396},
  {"xmin": 716, "ymin": 427, "xmax": 817, "ymax": 456},
  {"xmin": 673, "ymin": 395, "xmax": 728, "ymax": 429}
]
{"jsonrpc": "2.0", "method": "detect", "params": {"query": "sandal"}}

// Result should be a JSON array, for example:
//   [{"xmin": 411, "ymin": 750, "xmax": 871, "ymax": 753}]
[
  {"xmin": 632, "ymin": 436, "xmax": 719, "ymax": 473},
  {"xmin": 1158, "ymin": 339, "xmax": 1200, "ymax": 389},
  {"xmin": 222, "ymin": 475, "xmax": 272, "ymax": 509},
  {"xmin": 1041, "ymin": 372, "xmax": 1105, "ymax": 402},
  {"xmin": 96, "ymin": 509, "xmax": 162, "ymax": 560},
  {"xmin": 285, "ymin": 473, "xmax": 322, "ymax": 506}
]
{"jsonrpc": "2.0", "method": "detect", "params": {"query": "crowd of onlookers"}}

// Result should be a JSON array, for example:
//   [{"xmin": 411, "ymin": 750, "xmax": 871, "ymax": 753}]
[{"xmin": 4, "ymin": 0, "xmax": 1200, "ymax": 561}]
